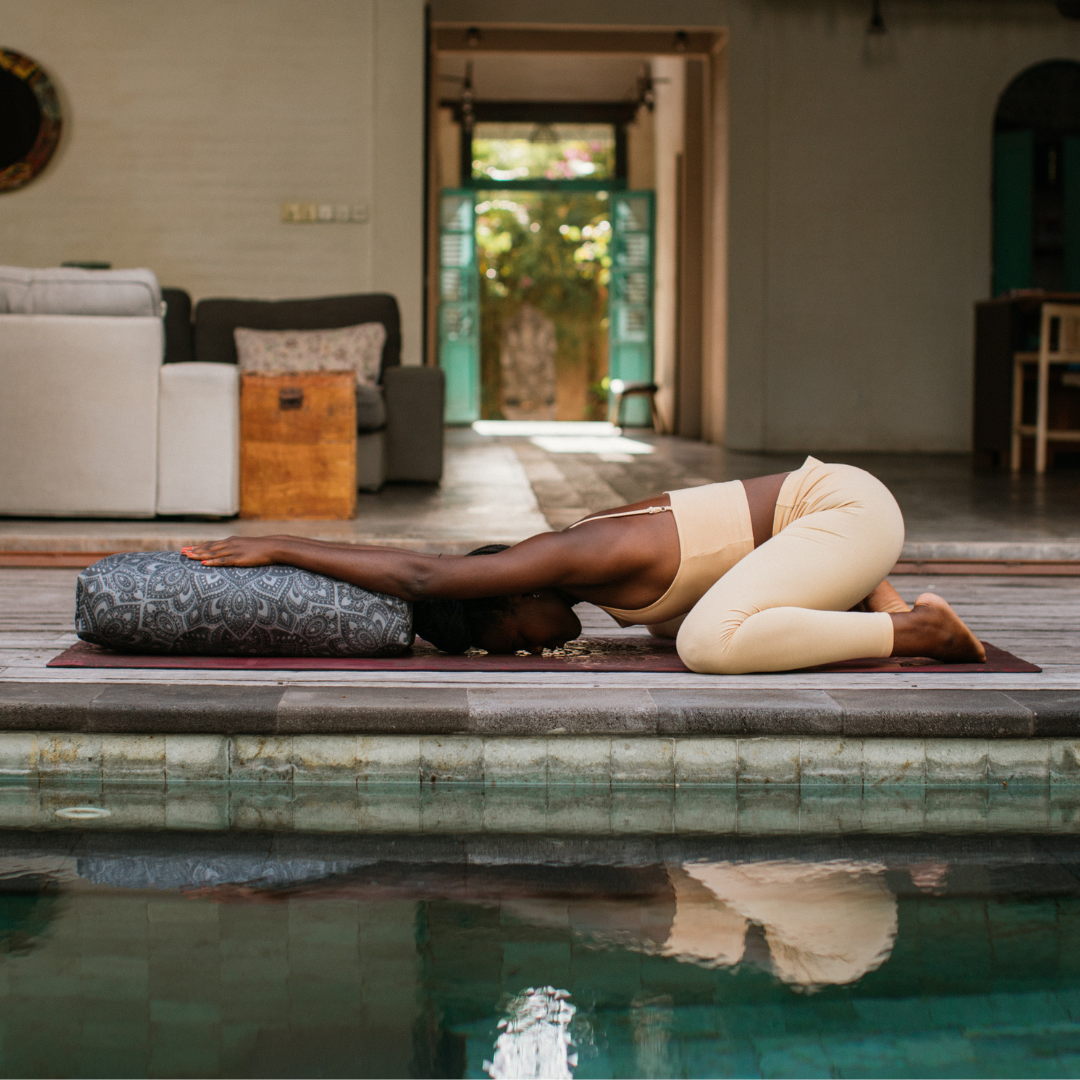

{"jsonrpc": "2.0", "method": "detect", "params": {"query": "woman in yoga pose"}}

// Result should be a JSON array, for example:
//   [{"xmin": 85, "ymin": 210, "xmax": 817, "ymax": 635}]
[{"xmin": 182, "ymin": 456, "xmax": 984, "ymax": 674}]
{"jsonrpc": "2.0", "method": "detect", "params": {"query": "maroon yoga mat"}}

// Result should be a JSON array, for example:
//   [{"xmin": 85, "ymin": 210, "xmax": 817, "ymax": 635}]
[{"xmin": 48, "ymin": 638, "xmax": 1040, "ymax": 674}]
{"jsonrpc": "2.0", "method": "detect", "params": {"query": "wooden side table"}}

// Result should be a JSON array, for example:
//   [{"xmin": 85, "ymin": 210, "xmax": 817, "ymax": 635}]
[{"xmin": 240, "ymin": 372, "xmax": 356, "ymax": 520}]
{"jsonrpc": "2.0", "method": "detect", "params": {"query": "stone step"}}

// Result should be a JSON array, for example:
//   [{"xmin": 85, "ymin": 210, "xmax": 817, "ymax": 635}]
[{"xmin": 2, "ymin": 682, "xmax": 1078, "ymax": 738}]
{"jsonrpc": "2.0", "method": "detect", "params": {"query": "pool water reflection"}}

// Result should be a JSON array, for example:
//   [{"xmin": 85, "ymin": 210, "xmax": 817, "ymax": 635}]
[{"xmin": 0, "ymin": 832, "xmax": 1078, "ymax": 1078}]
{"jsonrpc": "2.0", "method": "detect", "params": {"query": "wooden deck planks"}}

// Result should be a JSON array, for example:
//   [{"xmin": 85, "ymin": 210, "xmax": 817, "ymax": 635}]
[{"xmin": 1, "ymin": 569, "xmax": 1077, "ymax": 691}]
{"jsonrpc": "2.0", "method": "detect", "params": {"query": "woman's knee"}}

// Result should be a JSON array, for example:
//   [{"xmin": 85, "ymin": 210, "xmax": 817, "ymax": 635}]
[{"xmin": 675, "ymin": 612, "xmax": 745, "ymax": 675}]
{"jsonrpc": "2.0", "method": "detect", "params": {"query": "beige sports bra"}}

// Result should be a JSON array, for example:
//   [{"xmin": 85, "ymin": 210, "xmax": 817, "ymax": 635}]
[{"xmin": 567, "ymin": 479, "xmax": 755, "ymax": 626}]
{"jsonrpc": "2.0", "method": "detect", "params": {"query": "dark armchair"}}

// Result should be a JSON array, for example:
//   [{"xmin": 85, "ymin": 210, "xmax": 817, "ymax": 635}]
[{"xmin": 165, "ymin": 291, "xmax": 444, "ymax": 490}]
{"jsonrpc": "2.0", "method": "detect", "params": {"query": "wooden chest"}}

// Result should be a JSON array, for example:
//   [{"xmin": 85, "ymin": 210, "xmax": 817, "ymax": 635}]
[{"xmin": 240, "ymin": 372, "xmax": 356, "ymax": 520}]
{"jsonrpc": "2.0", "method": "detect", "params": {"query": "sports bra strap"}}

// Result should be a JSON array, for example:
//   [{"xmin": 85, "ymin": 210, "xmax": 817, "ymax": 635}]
[{"xmin": 567, "ymin": 505, "xmax": 672, "ymax": 529}]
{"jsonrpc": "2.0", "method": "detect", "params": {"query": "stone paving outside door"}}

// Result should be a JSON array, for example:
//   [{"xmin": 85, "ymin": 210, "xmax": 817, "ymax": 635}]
[{"xmin": 498, "ymin": 302, "xmax": 558, "ymax": 420}]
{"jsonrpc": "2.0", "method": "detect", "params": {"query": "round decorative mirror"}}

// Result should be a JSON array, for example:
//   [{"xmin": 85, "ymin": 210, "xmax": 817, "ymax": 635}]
[{"xmin": 0, "ymin": 48, "xmax": 61, "ymax": 192}]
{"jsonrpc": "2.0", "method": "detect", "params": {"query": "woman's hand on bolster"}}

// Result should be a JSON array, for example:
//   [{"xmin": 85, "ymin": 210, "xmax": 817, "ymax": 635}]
[{"xmin": 182, "ymin": 537, "xmax": 285, "ymax": 567}]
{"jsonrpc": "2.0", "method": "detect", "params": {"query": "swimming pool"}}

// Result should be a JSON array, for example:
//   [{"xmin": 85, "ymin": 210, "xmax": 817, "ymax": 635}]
[{"xmin": 1, "ymin": 823, "xmax": 1078, "ymax": 1078}]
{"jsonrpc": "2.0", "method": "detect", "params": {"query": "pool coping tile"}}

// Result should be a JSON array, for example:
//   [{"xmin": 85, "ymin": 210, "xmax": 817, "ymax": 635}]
[
  {"xmin": 673, "ymin": 738, "xmax": 738, "ymax": 785},
  {"xmin": 231, "ymin": 736, "xmax": 294, "ymax": 782},
  {"xmin": 277, "ymin": 688, "xmax": 469, "ymax": 734},
  {"xmin": 164, "ymin": 735, "xmax": 229, "ymax": 783},
  {"xmin": 482, "ymin": 737, "xmax": 548, "ymax": 785},
  {"xmin": 37, "ymin": 732, "xmax": 102, "ymax": 781},
  {"xmin": 358, "ymin": 736, "xmax": 420, "ymax": 784},
  {"xmin": 988, "ymin": 739, "xmax": 1051, "ymax": 786},
  {"xmin": 421, "ymin": 736, "xmax": 483, "ymax": 783},
  {"xmin": 291, "ymin": 734, "xmax": 361, "ymax": 784},
  {"xmin": 0, "ymin": 681, "xmax": 1076, "ymax": 746},
  {"xmin": 466, "ymin": 689, "xmax": 657, "ymax": 734},
  {"xmin": 828, "ymin": 690, "xmax": 1034, "ymax": 737},
  {"xmin": 546, "ymin": 737, "xmax": 611, "ymax": 786},
  {"xmin": 1005, "ymin": 692, "xmax": 1080, "ymax": 737},
  {"xmin": 89, "ymin": 684, "xmax": 286, "ymax": 735},
  {"xmin": 862, "ymin": 739, "xmax": 927, "ymax": 787},
  {"xmin": 925, "ymin": 738, "xmax": 989, "ymax": 785},
  {"xmin": 101, "ymin": 734, "xmax": 166, "ymax": 782},
  {"xmin": 799, "ymin": 737, "xmax": 864, "ymax": 786},
  {"xmin": 652, "ymin": 690, "xmax": 842, "ymax": 735},
  {"xmin": 0, "ymin": 732, "xmax": 38, "ymax": 777},
  {"xmin": 611, "ymin": 738, "xmax": 674, "ymax": 785}
]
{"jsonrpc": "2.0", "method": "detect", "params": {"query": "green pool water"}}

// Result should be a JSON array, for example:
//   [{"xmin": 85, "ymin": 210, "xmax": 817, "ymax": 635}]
[{"xmin": 1, "ymin": 831, "xmax": 1079, "ymax": 1078}]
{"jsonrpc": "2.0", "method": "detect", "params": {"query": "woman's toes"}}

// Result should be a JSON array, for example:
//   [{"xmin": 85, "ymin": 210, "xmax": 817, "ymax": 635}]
[{"xmin": 914, "ymin": 593, "xmax": 985, "ymax": 663}]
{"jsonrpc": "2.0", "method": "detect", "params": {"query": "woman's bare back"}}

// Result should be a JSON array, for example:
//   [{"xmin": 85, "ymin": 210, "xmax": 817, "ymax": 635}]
[{"xmin": 180, "ymin": 472, "xmax": 793, "ymax": 611}]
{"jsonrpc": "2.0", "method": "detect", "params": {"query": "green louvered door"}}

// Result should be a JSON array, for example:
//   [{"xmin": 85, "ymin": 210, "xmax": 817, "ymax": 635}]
[
  {"xmin": 1066, "ymin": 136, "xmax": 1080, "ymax": 292},
  {"xmin": 607, "ymin": 191, "xmax": 655, "ymax": 427},
  {"xmin": 993, "ymin": 130, "xmax": 1035, "ymax": 296},
  {"xmin": 438, "ymin": 190, "xmax": 480, "ymax": 423}
]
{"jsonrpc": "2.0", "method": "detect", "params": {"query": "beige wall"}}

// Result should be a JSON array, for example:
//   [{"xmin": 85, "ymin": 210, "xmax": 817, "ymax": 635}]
[
  {"xmin": 0, "ymin": 0, "xmax": 426, "ymax": 364},
  {"xmin": 724, "ymin": 0, "xmax": 1080, "ymax": 451},
  {"xmin": 8, "ymin": 0, "xmax": 1080, "ymax": 432}
]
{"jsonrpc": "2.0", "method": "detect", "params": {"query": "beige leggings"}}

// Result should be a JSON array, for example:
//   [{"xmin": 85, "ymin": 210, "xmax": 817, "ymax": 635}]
[{"xmin": 675, "ymin": 460, "xmax": 904, "ymax": 674}]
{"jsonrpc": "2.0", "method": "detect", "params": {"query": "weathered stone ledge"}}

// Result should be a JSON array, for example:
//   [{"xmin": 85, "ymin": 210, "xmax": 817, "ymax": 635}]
[{"xmin": 1, "ymin": 683, "xmax": 1078, "ymax": 738}]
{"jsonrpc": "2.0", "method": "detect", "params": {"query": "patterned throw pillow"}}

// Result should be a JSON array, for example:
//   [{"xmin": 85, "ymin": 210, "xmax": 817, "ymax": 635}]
[
  {"xmin": 233, "ymin": 322, "xmax": 386, "ymax": 387},
  {"xmin": 76, "ymin": 551, "xmax": 413, "ymax": 657}
]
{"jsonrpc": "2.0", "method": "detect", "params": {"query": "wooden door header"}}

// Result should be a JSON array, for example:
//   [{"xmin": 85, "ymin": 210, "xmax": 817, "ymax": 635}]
[{"xmin": 432, "ymin": 26, "xmax": 724, "ymax": 56}]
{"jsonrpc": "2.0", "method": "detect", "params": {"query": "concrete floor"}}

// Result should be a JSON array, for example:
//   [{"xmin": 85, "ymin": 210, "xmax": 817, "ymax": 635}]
[
  {"xmin": 504, "ymin": 429, "xmax": 1080, "ymax": 550},
  {"xmin": 2, "ymin": 427, "xmax": 1080, "ymax": 557},
  {"xmin": 0, "ymin": 432, "xmax": 549, "ymax": 556}
]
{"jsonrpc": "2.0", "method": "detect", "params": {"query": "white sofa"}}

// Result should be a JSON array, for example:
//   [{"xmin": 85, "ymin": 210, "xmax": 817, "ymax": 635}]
[{"xmin": 0, "ymin": 267, "xmax": 239, "ymax": 518}]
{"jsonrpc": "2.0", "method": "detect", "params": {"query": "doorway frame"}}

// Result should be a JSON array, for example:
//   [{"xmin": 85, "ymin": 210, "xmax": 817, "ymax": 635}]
[{"xmin": 425, "ymin": 22, "xmax": 729, "ymax": 443}]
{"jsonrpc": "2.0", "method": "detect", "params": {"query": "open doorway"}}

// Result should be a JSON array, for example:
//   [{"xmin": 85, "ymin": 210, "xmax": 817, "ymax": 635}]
[
  {"xmin": 476, "ymin": 185, "xmax": 612, "ymax": 422},
  {"xmin": 435, "ymin": 55, "xmax": 652, "ymax": 425},
  {"xmin": 428, "ymin": 27, "xmax": 727, "ymax": 439},
  {"xmin": 993, "ymin": 60, "xmax": 1080, "ymax": 296},
  {"xmin": 472, "ymin": 115, "xmax": 623, "ymax": 422}
]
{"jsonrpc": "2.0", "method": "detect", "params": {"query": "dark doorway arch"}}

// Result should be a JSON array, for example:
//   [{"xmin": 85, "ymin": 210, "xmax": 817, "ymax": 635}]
[{"xmin": 993, "ymin": 59, "xmax": 1080, "ymax": 295}]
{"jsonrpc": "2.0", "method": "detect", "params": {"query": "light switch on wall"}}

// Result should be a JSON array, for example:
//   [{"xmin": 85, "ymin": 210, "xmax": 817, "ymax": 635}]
[{"xmin": 280, "ymin": 202, "xmax": 369, "ymax": 223}]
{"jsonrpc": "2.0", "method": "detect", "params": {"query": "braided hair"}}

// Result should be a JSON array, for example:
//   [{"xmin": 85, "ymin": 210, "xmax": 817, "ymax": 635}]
[{"xmin": 412, "ymin": 544, "xmax": 516, "ymax": 654}]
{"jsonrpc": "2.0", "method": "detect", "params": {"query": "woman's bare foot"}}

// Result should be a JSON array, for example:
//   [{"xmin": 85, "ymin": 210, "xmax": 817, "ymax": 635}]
[{"xmin": 890, "ymin": 593, "xmax": 986, "ymax": 663}]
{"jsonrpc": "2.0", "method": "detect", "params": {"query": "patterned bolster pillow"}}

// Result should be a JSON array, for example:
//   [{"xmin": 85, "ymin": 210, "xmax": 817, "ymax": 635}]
[{"xmin": 75, "ymin": 551, "xmax": 413, "ymax": 657}]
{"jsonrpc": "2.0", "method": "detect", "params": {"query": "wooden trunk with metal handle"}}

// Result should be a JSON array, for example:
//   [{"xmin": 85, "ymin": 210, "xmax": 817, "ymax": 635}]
[{"xmin": 239, "ymin": 371, "xmax": 356, "ymax": 519}]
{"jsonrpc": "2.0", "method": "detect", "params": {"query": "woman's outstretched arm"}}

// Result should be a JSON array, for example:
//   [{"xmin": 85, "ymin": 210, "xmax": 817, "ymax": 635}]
[{"xmin": 181, "ymin": 530, "xmax": 607, "ymax": 603}]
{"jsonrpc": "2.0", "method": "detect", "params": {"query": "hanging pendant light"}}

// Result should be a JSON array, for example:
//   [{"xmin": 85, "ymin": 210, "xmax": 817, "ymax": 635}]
[
  {"xmin": 863, "ymin": 0, "xmax": 895, "ymax": 65},
  {"xmin": 867, "ymin": 0, "xmax": 887, "ymax": 34}
]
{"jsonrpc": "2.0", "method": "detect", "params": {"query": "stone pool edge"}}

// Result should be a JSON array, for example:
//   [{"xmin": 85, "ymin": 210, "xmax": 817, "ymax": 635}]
[
  {"xmin": 2, "ymin": 731, "xmax": 1080, "ymax": 787},
  {"xmin": 1, "ymin": 684, "xmax": 1079, "ymax": 737}
]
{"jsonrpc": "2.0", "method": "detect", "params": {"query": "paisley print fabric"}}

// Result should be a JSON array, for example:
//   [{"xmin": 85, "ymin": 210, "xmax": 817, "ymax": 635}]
[
  {"xmin": 76, "ymin": 551, "xmax": 413, "ymax": 657},
  {"xmin": 233, "ymin": 323, "xmax": 386, "ymax": 387}
]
